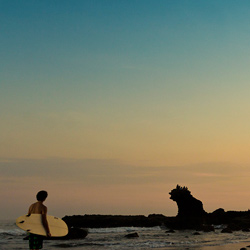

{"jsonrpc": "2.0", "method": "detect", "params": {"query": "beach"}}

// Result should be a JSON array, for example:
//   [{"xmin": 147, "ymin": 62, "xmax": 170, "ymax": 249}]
[
  {"xmin": 202, "ymin": 242, "xmax": 250, "ymax": 250},
  {"xmin": 2, "ymin": 219, "xmax": 250, "ymax": 250}
]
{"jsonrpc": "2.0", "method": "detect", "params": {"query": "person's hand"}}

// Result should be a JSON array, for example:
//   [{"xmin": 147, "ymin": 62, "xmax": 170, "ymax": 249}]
[{"xmin": 47, "ymin": 232, "xmax": 51, "ymax": 237}]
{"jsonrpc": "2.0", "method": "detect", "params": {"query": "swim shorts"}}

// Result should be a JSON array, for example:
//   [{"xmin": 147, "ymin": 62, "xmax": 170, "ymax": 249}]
[{"xmin": 29, "ymin": 233, "xmax": 44, "ymax": 249}]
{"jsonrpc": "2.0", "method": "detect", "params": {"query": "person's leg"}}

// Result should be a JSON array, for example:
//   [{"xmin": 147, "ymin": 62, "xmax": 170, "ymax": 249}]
[{"xmin": 29, "ymin": 234, "xmax": 43, "ymax": 250}]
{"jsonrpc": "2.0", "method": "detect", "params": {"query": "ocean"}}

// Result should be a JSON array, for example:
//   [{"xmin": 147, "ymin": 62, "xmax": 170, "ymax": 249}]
[{"xmin": 1, "ymin": 219, "xmax": 250, "ymax": 249}]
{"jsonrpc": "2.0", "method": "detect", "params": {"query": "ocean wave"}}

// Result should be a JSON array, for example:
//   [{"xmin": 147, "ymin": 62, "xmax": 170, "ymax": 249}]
[
  {"xmin": 0, "ymin": 228, "xmax": 26, "ymax": 236},
  {"xmin": 52, "ymin": 242, "xmax": 107, "ymax": 248},
  {"xmin": 88, "ymin": 226, "xmax": 162, "ymax": 233}
]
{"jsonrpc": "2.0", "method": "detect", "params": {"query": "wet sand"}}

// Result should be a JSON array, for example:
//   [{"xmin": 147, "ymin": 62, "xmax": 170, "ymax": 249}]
[{"xmin": 200, "ymin": 242, "xmax": 250, "ymax": 250}]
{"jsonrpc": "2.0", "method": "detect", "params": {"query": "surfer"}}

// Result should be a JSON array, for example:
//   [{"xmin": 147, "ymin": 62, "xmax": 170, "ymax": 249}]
[{"xmin": 27, "ymin": 190, "xmax": 51, "ymax": 250}]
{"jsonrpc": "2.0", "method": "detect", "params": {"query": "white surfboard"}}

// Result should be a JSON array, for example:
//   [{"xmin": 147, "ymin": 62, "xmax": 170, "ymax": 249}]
[{"xmin": 16, "ymin": 214, "xmax": 68, "ymax": 237}]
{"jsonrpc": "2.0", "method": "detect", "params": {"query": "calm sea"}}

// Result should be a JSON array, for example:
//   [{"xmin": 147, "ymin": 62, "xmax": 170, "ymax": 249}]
[{"xmin": 1, "ymin": 219, "xmax": 250, "ymax": 249}]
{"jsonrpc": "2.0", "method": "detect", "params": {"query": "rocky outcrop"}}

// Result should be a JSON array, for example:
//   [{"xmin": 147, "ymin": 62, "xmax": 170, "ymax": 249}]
[
  {"xmin": 168, "ymin": 185, "xmax": 206, "ymax": 229},
  {"xmin": 169, "ymin": 185, "xmax": 206, "ymax": 218},
  {"xmin": 207, "ymin": 208, "xmax": 250, "ymax": 231},
  {"xmin": 62, "ymin": 210, "xmax": 250, "ymax": 232},
  {"xmin": 62, "ymin": 214, "xmax": 167, "ymax": 228},
  {"xmin": 125, "ymin": 232, "xmax": 139, "ymax": 238},
  {"xmin": 61, "ymin": 185, "xmax": 250, "ymax": 232},
  {"xmin": 221, "ymin": 227, "xmax": 233, "ymax": 233}
]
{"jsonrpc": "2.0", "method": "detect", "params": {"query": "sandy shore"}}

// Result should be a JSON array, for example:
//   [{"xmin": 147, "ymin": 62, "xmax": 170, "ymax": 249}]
[{"xmin": 200, "ymin": 241, "xmax": 250, "ymax": 250}]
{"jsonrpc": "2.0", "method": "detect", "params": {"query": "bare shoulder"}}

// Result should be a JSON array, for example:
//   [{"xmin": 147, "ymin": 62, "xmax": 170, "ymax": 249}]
[
  {"xmin": 41, "ymin": 204, "xmax": 48, "ymax": 214},
  {"xmin": 29, "ymin": 202, "xmax": 48, "ymax": 214},
  {"xmin": 29, "ymin": 202, "xmax": 36, "ymax": 208},
  {"xmin": 28, "ymin": 202, "xmax": 36, "ymax": 213}
]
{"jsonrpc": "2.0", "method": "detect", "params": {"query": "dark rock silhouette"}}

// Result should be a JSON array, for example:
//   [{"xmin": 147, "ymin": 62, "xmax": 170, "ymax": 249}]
[
  {"xmin": 165, "ymin": 229, "xmax": 175, "ymax": 233},
  {"xmin": 62, "ymin": 210, "xmax": 250, "ymax": 232},
  {"xmin": 193, "ymin": 232, "xmax": 201, "ymax": 235},
  {"xmin": 221, "ymin": 227, "xmax": 233, "ymax": 233},
  {"xmin": 125, "ymin": 232, "xmax": 139, "ymax": 238},
  {"xmin": 200, "ymin": 224, "xmax": 214, "ymax": 232},
  {"xmin": 168, "ymin": 185, "xmax": 206, "ymax": 229},
  {"xmin": 62, "ymin": 214, "xmax": 166, "ymax": 228},
  {"xmin": 207, "ymin": 208, "xmax": 250, "ymax": 231},
  {"xmin": 169, "ymin": 185, "xmax": 206, "ymax": 218},
  {"xmin": 61, "ymin": 184, "xmax": 250, "ymax": 232}
]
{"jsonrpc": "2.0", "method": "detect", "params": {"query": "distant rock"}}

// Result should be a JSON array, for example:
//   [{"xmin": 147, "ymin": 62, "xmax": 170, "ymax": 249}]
[
  {"xmin": 165, "ymin": 229, "xmax": 175, "ymax": 233},
  {"xmin": 193, "ymin": 232, "xmax": 201, "ymax": 235},
  {"xmin": 201, "ymin": 224, "xmax": 214, "ymax": 232},
  {"xmin": 62, "ymin": 214, "xmax": 168, "ymax": 228},
  {"xmin": 168, "ymin": 185, "xmax": 206, "ymax": 229},
  {"xmin": 221, "ymin": 227, "xmax": 233, "ymax": 233},
  {"xmin": 208, "ymin": 209, "xmax": 250, "ymax": 228},
  {"xmin": 212, "ymin": 208, "xmax": 225, "ymax": 215},
  {"xmin": 169, "ymin": 185, "xmax": 206, "ymax": 218},
  {"xmin": 60, "ymin": 185, "xmax": 250, "ymax": 232},
  {"xmin": 125, "ymin": 232, "xmax": 139, "ymax": 238}
]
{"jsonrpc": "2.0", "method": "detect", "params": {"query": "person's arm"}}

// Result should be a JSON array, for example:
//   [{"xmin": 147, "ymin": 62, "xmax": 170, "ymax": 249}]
[
  {"xmin": 27, "ymin": 205, "xmax": 32, "ymax": 216},
  {"xmin": 41, "ymin": 207, "xmax": 51, "ymax": 237}
]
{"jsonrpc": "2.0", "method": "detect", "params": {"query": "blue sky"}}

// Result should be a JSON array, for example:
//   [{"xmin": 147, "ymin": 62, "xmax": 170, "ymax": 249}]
[{"xmin": 1, "ymin": 0, "xmax": 250, "ymax": 219}]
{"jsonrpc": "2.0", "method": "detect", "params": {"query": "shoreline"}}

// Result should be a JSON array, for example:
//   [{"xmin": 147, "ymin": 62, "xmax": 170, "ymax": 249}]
[
  {"xmin": 2, "ymin": 219, "xmax": 250, "ymax": 250},
  {"xmin": 201, "ymin": 241, "xmax": 250, "ymax": 250}
]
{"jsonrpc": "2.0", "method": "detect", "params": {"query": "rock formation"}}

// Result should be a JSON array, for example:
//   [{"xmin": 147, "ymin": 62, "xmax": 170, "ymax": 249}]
[
  {"xmin": 62, "ymin": 214, "xmax": 166, "ymax": 228},
  {"xmin": 59, "ymin": 185, "xmax": 250, "ymax": 232},
  {"xmin": 125, "ymin": 232, "xmax": 139, "ymax": 238},
  {"xmin": 168, "ymin": 185, "xmax": 206, "ymax": 229},
  {"xmin": 169, "ymin": 185, "xmax": 206, "ymax": 218}
]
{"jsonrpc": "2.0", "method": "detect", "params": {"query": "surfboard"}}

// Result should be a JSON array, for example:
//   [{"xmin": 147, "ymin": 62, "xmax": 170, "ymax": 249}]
[{"xmin": 16, "ymin": 214, "xmax": 68, "ymax": 237}]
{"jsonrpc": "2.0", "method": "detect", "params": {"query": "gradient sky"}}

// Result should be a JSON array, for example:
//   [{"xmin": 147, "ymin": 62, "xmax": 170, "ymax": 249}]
[{"xmin": 1, "ymin": 0, "xmax": 250, "ymax": 219}]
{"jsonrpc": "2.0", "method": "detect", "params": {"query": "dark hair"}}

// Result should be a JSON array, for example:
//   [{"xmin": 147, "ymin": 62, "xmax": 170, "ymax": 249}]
[{"xmin": 36, "ymin": 190, "xmax": 48, "ymax": 201}]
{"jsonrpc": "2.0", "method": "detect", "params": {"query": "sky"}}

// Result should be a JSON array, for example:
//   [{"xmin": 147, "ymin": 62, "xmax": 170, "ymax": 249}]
[{"xmin": 1, "ymin": 0, "xmax": 250, "ymax": 220}]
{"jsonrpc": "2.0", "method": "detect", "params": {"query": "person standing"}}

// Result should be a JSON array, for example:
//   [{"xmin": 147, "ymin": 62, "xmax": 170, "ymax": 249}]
[{"xmin": 27, "ymin": 190, "xmax": 51, "ymax": 250}]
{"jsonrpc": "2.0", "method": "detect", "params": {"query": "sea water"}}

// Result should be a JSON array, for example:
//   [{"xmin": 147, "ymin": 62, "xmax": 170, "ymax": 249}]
[{"xmin": 1, "ymin": 219, "xmax": 250, "ymax": 249}]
